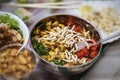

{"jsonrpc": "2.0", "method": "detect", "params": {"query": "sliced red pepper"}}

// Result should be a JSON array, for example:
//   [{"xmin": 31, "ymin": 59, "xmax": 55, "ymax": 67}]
[
  {"xmin": 74, "ymin": 26, "xmax": 82, "ymax": 32},
  {"xmin": 76, "ymin": 47, "xmax": 89, "ymax": 59},
  {"xmin": 90, "ymin": 44, "xmax": 100, "ymax": 51},
  {"xmin": 76, "ymin": 50, "xmax": 85, "ymax": 59},
  {"xmin": 82, "ymin": 47, "xmax": 89, "ymax": 56},
  {"xmin": 89, "ymin": 51, "xmax": 98, "ymax": 58}
]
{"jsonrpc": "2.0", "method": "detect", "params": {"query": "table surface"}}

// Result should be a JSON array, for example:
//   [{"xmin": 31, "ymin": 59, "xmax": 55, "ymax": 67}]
[
  {"xmin": 85, "ymin": 39, "xmax": 120, "ymax": 80},
  {"xmin": 0, "ymin": 1, "xmax": 120, "ymax": 80}
]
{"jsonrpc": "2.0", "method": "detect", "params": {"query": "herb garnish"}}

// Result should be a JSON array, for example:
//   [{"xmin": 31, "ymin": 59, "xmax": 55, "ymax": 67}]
[{"xmin": 32, "ymin": 39, "xmax": 49, "ymax": 56}]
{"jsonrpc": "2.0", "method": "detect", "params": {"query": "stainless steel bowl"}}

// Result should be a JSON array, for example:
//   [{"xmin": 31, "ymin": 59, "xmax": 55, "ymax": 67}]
[{"xmin": 30, "ymin": 14, "xmax": 102, "ymax": 75}]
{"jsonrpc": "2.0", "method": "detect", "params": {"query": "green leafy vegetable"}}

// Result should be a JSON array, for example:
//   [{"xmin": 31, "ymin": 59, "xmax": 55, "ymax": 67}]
[
  {"xmin": 0, "ymin": 14, "xmax": 18, "ymax": 28},
  {"xmin": 32, "ymin": 39, "xmax": 49, "ymax": 56},
  {"xmin": 55, "ymin": 0, "xmax": 63, "ymax": 2},
  {"xmin": 23, "ymin": 16, "xmax": 29, "ymax": 21},
  {"xmin": 52, "ymin": 59, "xmax": 67, "ymax": 65}
]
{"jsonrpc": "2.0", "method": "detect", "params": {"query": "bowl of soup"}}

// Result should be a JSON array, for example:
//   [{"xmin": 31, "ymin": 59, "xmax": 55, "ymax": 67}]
[{"xmin": 30, "ymin": 14, "xmax": 102, "ymax": 75}]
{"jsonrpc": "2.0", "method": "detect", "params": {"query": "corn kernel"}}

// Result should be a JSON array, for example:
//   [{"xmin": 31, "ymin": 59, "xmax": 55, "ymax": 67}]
[
  {"xmin": 48, "ymin": 56, "xmax": 55, "ymax": 61},
  {"xmin": 52, "ymin": 21, "xmax": 59, "ymax": 26},
  {"xmin": 60, "ymin": 54, "xmax": 65, "ymax": 59},
  {"xmin": 49, "ymin": 42, "xmax": 55, "ymax": 45},
  {"xmin": 47, "ymin": 26, "xmax": 51, "ymax": 30},
  {"xmin": 46, "ymin": 21, "xmax": 52, "ymax": 26},
  {"xmin": 49, "ymin": 51, "xmax": 55, "ymax": 56},
  {"xmin": 59, "ymin": 24, "xmax": 64, "ymax": 29}
]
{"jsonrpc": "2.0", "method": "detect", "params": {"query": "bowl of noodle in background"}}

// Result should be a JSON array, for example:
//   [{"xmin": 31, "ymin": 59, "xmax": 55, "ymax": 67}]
[
  {"xmin": 30, "ymin": 14, "xmax": 102, "ymax": 75},
  {"xmin": 0, "ymin": 11, "xmax": 29, "ymax": 48}
]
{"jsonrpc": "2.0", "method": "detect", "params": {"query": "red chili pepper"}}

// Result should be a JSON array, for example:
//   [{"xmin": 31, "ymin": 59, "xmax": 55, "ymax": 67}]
[
  {"xmin": 90, "ymin": 44, "xmax": 100, "ymax": 51},
  {"xmin": 76, "ymin": 50, "xmax": 85, "ymax": 59},
  {"xmin": 74, "ymin": 26, "xmax": 82, "ymax": 32},
  {"xmin": 76, "ymin": 47, "xmax": 89, "ymax": 59},
  {"xmin": 89, "ymin": 51, "xmax": 98, "ymax": 58},
  {"xmin": 82, "ymin": 47, "xmax": 89, "ymax": 56}
]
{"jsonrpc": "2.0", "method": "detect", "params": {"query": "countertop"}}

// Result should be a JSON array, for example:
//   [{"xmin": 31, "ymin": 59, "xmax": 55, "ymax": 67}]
[{"xmin": 85, "ymin": 39, "xmax": 120, "ymax": 80}]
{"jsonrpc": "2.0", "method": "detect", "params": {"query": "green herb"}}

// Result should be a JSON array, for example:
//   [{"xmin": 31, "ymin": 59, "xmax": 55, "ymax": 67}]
[
  {"xmin": 23, "ymin": 16, "xmax": 29, "ymax": 21},
  {"xmin": 54, "ymin": 0, "xmax": 63, "ymax": 2},
  {"xmin": 32, "ymin": 39, "xmax": 49, "ymax": 56},
  {"xmin": 0, "ymin": 14, "xmax": 23, "ymax": 36},
  {"xmin": 52, "ymin": 59, "xmax": 67, "ymax": 65},
  {"xmin": 17, "ymin": 0, "xmax": 27, "ymax": 3},
  {"xmin": 0, "ymin": 14, "xmax": 18, "ymax": 28}
]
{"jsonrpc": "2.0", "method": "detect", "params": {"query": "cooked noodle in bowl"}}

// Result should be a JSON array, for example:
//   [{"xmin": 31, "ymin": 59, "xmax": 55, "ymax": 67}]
[
  {"xmin": 30, "ymin": 14, "xmax": 102, "ymax": 75},
  {"xmin": 0, "ymin": 23, "xmax": 23, "ymax": 47}
]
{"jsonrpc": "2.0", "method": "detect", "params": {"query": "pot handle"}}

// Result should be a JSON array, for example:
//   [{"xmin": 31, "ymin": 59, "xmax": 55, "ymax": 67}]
[{"xmin": 101, "ymin": 31, "xmax": 120, "ymax": 44}]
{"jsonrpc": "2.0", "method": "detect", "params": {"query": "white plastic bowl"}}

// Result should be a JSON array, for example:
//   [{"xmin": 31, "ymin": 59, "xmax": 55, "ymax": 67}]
[{"xmin": 0, "ymin": 11, "xmax": 29, "ymax": 48}]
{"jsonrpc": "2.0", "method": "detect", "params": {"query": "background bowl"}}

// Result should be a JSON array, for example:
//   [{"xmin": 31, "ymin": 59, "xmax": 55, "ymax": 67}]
[
  {"xmin": 0, "ymin": 44, "xmax": 39, "ymax": 80},
  {"xmin": 30, "ymin": 14, "xmax": 102, "ymax": 75},
  {"xmin": 0, "ymin": 11, "xmax": 29, "ymax": 48}
]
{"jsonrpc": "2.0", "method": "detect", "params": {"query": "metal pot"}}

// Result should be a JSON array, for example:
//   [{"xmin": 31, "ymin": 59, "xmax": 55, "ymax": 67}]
[{"xmin": 30, "ymin": 14, "xmax": 102, "ymax": 75}]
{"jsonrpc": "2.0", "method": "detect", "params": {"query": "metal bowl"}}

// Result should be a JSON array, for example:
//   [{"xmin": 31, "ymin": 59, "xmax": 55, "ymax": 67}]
[{"xmin": 30, "ymin": 14, "xmax": 102, "ymax": 75}]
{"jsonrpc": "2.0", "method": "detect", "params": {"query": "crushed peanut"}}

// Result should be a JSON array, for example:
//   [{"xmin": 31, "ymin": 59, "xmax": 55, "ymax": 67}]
[{"xmin": 0, "ymin": 47, "xmax": 35, "ymax": 78}]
